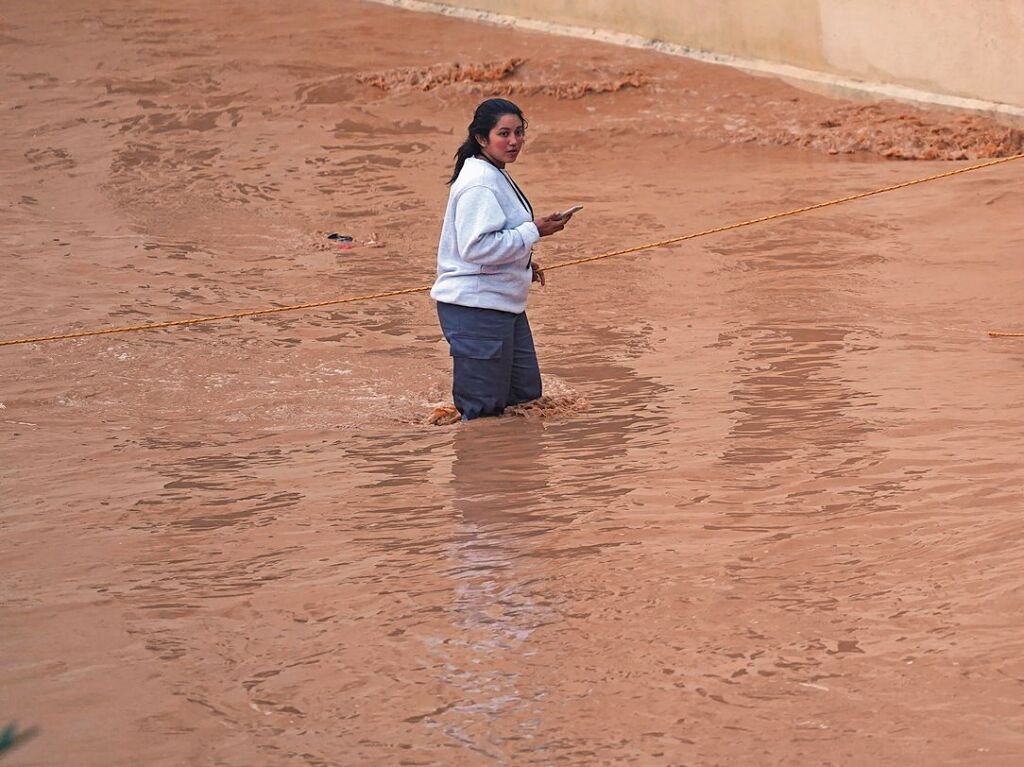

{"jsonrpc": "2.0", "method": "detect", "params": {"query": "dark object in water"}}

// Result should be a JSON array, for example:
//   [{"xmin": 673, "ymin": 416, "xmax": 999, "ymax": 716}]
[
  {"xmin": 0, "ymin": 722, "xmax": 39, "ymax": 756},
  {"xmin": 326, "ymin": 232, "xmax": 356, "ymax": 250}
]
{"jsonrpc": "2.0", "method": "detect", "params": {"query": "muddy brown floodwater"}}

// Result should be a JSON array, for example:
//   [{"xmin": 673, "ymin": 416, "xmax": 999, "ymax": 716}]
[{"xmin": 2, "ymin": 0, "xmax": 1024, "ymax": 764}]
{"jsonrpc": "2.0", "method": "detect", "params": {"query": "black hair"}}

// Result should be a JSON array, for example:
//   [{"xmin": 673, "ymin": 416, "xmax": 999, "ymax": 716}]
[{"xmin": 447, "ymin": 98, "xmax": 527, "ymax": 184}]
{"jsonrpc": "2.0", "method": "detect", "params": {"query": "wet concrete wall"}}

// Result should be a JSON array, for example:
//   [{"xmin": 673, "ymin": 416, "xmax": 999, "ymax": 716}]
[{"xmin": 410, "ymin": 0, "xmax": 1024, "ymax": 110}]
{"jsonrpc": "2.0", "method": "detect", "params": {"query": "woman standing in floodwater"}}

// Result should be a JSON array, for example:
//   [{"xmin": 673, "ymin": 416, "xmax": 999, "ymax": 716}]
[{"xmin": 431, "ymin": 98, "xmax": 578, "ymax": 421}]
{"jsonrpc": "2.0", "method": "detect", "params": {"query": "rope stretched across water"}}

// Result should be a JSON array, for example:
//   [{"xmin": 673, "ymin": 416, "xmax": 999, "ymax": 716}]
[{"xmin": 2, "ymin": 152, "xmax": 1022, "ymax": 348}]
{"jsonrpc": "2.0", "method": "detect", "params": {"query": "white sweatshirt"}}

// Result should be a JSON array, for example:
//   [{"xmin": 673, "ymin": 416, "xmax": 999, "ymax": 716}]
[{"xmin": 430, "ymin": 157, "xmax": 540, "ymax": 314}]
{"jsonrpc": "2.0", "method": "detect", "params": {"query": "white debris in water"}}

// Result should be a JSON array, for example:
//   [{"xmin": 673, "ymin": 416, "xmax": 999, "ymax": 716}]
[{"xmin": 799, "ymin": 682, "xmax": 830, "ymax": 691}]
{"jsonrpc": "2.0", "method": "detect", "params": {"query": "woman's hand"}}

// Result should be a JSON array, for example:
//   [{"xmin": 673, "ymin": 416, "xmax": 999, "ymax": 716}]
[
  {"xmin": 531, "ymin": 260, "xmax": 545, "ymax": 287},
  {"xmin": 534, "ymin": 214, "xmax": 566, "ymax": 237}
]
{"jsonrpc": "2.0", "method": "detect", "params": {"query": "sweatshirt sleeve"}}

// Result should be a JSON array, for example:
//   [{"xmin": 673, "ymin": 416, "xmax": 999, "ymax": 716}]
[{"xmin": 453, "ymin": 185, "xmax": 540, "ymax": 266}]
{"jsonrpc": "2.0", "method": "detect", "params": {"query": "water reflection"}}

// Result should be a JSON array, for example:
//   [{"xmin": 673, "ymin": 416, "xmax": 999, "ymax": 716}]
[
  {"xmin": 422, "ymin": 354, "xmax": 674, "ymax": 751},
  {"xmin": 428, "ymin": 422, "xmax": 553, "ymax": 751}
]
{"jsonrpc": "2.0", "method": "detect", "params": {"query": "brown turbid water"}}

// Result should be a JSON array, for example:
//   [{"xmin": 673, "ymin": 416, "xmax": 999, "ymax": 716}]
[{"xmin": 2, "ymin": 1, "xmax": 1023, "ymax": 764}]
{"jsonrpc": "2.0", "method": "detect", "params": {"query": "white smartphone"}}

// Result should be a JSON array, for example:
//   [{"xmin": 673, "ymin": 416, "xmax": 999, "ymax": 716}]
[{"xmin": 555, "ymin": 204, "xmax": 583, "ymax": 220}]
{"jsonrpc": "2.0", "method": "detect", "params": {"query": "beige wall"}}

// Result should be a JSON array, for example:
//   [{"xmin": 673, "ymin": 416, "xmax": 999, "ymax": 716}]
[{"xmin": 416, "ymin": 0, "xmax": 1024, "ymax": 110}]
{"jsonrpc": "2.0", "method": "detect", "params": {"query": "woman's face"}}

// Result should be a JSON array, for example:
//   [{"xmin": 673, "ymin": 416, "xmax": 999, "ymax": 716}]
[{"xmin": 478, "ymin": 113, "xmax": 525, "ymax": 167}]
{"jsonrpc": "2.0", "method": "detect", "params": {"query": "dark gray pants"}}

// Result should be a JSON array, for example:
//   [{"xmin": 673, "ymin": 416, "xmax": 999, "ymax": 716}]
[{"xmin": 436, "ymin": 302, "xmax": 542, "ymax": 420}]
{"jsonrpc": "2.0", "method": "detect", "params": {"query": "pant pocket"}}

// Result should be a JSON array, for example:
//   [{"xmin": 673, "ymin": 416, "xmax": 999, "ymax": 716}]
[{"xmin": 448, "ymin": 335, "xmax": 503, "ymax": 360}]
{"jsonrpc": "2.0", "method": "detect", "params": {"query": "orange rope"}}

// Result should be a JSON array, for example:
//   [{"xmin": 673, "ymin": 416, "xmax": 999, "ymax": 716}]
[
  {"xmin": 2, "ymin": 152, "xmax": 1022, "ymax": 348},
  {"xmin": 0, "ymin": 286, "xmax": 430, "ymax": 347},
  {"xmin": 544, "ymin": 152, "xmax": 1024, "ymax": 274}
]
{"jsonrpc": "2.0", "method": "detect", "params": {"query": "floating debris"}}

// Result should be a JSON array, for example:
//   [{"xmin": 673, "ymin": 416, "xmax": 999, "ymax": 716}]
[{"xmin": 327, "ymin": 232, "xmax": 356, "ymax": 250}]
